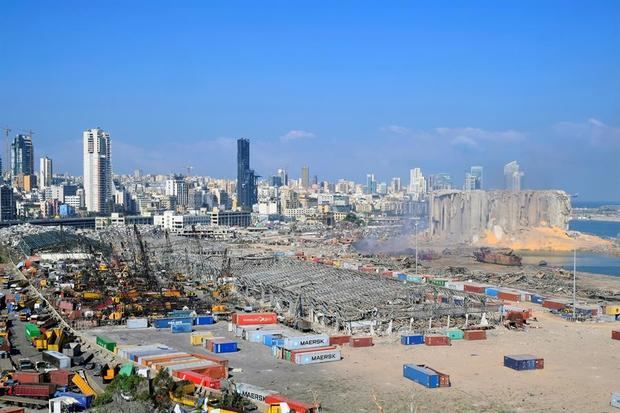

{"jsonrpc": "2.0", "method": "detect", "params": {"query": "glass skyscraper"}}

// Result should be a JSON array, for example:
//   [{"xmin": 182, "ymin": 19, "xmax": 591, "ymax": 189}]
[{"xmin": 237, "ymin": 138, "xmax": 257, "ymax": 210}]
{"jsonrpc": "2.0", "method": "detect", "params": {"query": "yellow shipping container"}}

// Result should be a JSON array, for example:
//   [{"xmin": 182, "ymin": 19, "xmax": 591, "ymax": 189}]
[
  {"xmin": 190, "ymin": 332, "xmax": 214, "ymax": 346},
  {"xmin": 83, "ymin": 291, "xmax": 102, "ymax": 300},
  {"xmin": 211, "ymin": 304, "xmax": 226, "ymax": 313},
  {"xmin": 605, "ymin": 305, "xmax": 620, "ymax": 315}
]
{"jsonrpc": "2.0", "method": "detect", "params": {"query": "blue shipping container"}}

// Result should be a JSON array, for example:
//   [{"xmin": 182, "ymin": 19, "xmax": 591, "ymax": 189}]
[
  {"xmin": 530, "ymin": 294, "xmax": 544, "ymax": 304},
  {"xmin": 53, "ymin": 391, "xmax": 94, "ymax": 409},
  {"xmin": 397, "ymin": 274, "xmax": 407, "ymax": 281},
  {"xmin": 504, "ymin": 355, "xmax": 537, "ymax": 371},
  {"xmin": 403, "ymin": 364, "xmax": 439, "ymax": 388},
  {"xmin": 485, "ymin": 287, "xmax": 498, "ymax": 297},
  {"xmin": 263, "ymin": 334, "xmax": 284, "ymax": 347},
  {"xmin": 195, "ymin": 315, "xmax": 215, "ymax": 325},
  {"xmin": 153, "ymin": 318, "xmax": 172, "ymax": 329},
  {"xmin": 171, "ymin": 323, "xmax": 193, "ymax": 333},
  {"xmin": 401, "ymin": 335, "xmax": 425, "ymax": 345},
  {"xmin": 213, "ymin": 341, "xmax": 238, "ymax": 353}
]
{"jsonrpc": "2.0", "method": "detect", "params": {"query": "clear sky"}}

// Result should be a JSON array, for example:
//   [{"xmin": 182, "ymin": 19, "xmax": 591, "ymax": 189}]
[{"xmin": 1, "ymin": 1, "xmax": 619, "ymax": 200}]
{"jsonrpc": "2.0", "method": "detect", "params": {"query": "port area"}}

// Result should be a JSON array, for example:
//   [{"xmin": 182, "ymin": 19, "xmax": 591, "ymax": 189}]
[{"xmin": 87, "ymin": 307, "xmax": 619, "ymax": 413}]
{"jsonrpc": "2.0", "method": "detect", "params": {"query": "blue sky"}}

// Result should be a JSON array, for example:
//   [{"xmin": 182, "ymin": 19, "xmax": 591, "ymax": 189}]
[{"xmin": 1, "ymin": 1, "xmax": 619, "ymax": 199}]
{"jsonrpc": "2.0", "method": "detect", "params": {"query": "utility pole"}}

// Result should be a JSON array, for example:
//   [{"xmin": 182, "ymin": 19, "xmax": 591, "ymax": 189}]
[
  {"xmin": 415, "ymin": 221, "xmax": 419, "ymax": 277},
  {"xmin": 573, "ymin": 248, "xmax": 577, "ymax": 320}
]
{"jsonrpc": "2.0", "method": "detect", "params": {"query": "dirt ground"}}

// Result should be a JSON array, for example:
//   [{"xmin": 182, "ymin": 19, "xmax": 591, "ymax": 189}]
[{"xmin": 319, "ymin": 308, "xmax": 620, "ymax": 413}]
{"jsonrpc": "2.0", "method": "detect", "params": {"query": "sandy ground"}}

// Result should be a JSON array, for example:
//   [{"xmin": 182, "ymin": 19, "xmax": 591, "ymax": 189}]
[{"xmin": 89, "ymin": 306, "xmax": 620, "ymax": 413}]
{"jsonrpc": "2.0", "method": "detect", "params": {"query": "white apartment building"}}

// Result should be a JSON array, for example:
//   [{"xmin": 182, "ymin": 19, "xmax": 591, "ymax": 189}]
[{"xmin": 83, "ymin": 128, "xmax": 112, "ymax": 214}]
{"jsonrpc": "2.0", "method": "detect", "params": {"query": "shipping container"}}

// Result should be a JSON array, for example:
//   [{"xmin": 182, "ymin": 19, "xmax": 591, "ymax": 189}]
[
  {"xmin": 442, "ymin": 328, "xmax": 464, "ymax": 340},
  {"xmin": 535, "ymin": 358, "xmax": 544, "ymax": 369},
  {"xmin": 484, "ymin": 287, "xmax": 499, "ymax": 297},
  {"xmin": 403, "ymin": 364, "xmax": 439, "ymax": 388},
  {"xmin": 612, "ymin": 330, "xmax": 620, "ymax": 340},
  {"xmin": 171, "ymin": 323, "xmax": 193, "ymax": 333},
  {"xmin": 174, "ymin": 369, "xmax": 221, "ymax": 389},
  {"xmin": 401, "ymin": 334, "xmax": 425, "ymax": 345},
  {"xmin": 504, "ymin": 354, "xmax": 538, "ymax": 371},
  {"xmin": 542, "ymin": 298, "xmax": 569, "ymax": 311},
  {"xmin": 140, "ymin": 353, "xmax": 191, "ymax": 366},
  {"xmin": 213, "ymin": 340, "xmax": 237, "ymax": 353},
  {"xmin": 428, "ymin": 278, "xmax": 447, "ymax": 287},
  {"xmin": 235, "ymin": 383, "xmax": 278, "ymax": 403},
  {"xmin": 406, "ymin": 275, "xmax": 423, "ymax": 283},
  {"xmin": 530, "ymin": 294, "xmax": 544, "ymax": 304},
  {"xmin": 195, "ymin": 315, "xmax": 215, "ymax": 325},
  {"xmin": 232, "ymin": 312, "xmax": 278, "ymax": 326},
  {"xmin": 283, "ymin": 334, "xmax": 329, "ymax": 350},
  {"xmin": 424, "ymin": 335, "xmax": 450, "ymax": 346},
  {"xmin": 350, "ymin": 336, "xmax": 373, "ymax": 347},
  {"xmin": 43, "ymin": 350, "xmax": 71, "ymax": 369},
  {"xmin": 11, "ymin": 383, "xmax": 56, "ymax": 398},
  {"xmin": 0, "ymin": 407, "xmax": 25, "ymax": 413},
  {"xmin": 96, "ymin": 335, "xmax": 116, "ymax": 352},
  {"xmin": 294, "ymin": 348, "xmax": 341, "ymax": 365},
  {"xmin": 247, "ymin": 329, "xmax": 283, "ymax": 343},
  {"xmin": 127, "ymin": 318, "xmax": 148, "ymax": 329},
  {"xmin": 53, "ymin": 391, "xmax": 93, "ymax": 409},
  {"xmin": 463, "ymin": 330, "xmax": 487, "ymax": 340},
  {"xmin": 12, "ymin": 371, "xmax": 43, "ymax": 384},
  {"xmin": 445, "ymin": 281, "xmax": 465, "ymax": 291},
  {"xmin": 329, "ymin": 335, "xmax": 351, "ymax": 346},
  {"xmin": 463, "ymin": 282, "xmax": 487, "ymax": 294},
  {"xmin": 263, "ymin": 333, "xmax": 285, "ymax": 347},
  {"xmin": 263, "ymin": 394, "xmax": 320, "ymax": 413},
  {"xmin": 49, "ymin": 369, "xmax": 74, "ymax": 386},
  {"xmin": 24, "ymin": 323, "xmax": 41, "ymax": 340},
  {"xmin": 498, "ymin": 290, "xmax": 521, "ymax": 302},
  {"xmin": 604, "ymin": 305, "xmax": 620, "ymax": 316},
  {"xmin": 397, "ymin": 273, "xmax": 407, "ymax": 281}
]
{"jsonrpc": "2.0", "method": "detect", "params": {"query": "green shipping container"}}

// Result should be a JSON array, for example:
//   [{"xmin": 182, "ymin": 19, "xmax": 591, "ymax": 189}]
[
  {"xmin": 443, "ymin": 328, "xmax": 464, "ymax": 340},
  {"xmin": 429, "ymin": 279, "xmax": 447, "ymax": 287},
  {"xmin": 119, "ymin": 363, "xmax": 134, "ymax": 376},
  {"xmin": 25, "ymin": 323, "xmax": 41, "ymax": 339},
  {"xmin": 96, "ymin": 335, "xmax": 116, "ymax": 352}
]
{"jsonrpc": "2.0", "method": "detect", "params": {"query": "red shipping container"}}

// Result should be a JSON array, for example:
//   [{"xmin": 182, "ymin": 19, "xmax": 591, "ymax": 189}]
[
  {"xmin": 0, "ymin": 407, "xmax": 26, "ymax": 413},
  {"xmin": 13, "ymin": 371, "xmax": 43, "ymax": 384},
  {"xmin": 463, "ymin": 330, "xmax": 487, "ymax": 340},
  {"xmin": 49, "ymin": 369, "xmax": 74, "ymax": 386},
  {"xmin": 424, "ymin": 335, "xmax": 451, "ymax": 346},
  {"xmin": 10, "ymin": 383, "xmax": 56, "ymax": 398},
  {"xmin": 463, "ymin": 283, "xmax": 486, "ymax": 294},
  {"xmin": 232, "ymin": 312, "xmax": 277, "ymax": 326},
  {"xmin": 175, "ymin": 370, "xmax": 221, "ymax": 389},
  {"xmin": 498, "ymin": 291, "xmax": 521, "ymax": 302},
  {"xmin": 535, "ymin": 358, "xmax": 544, "ymax": 369},
  {"xmin": 543, "ymin": 299, "xmax": 568, "ymax": 311},
  {"xmin": 188, "ymin": 364, "xmax": 227, "ymax": 380},
  {"xmin": 350, "ymin": 336, "xmax": 373, "ymax": 347},
  {"xmin": 612, "ymin": 330, "xmax": 620, "ymax": 340},
  {"xmin": 191, "ymin": 353, "xmax": 229, "ymax": 375},
  {"xmin": 264, "ymin": 394, "xmax": 319, "ymax": 413},
  {"xmin": 329, "ymin": 335, "xmax": 351, "ymax": 346}
]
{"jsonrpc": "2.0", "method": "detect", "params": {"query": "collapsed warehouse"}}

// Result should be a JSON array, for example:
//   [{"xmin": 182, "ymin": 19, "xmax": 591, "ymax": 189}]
[{"xmin": 232, "ymin": 259, "xmax": 501, "ymax": 334}]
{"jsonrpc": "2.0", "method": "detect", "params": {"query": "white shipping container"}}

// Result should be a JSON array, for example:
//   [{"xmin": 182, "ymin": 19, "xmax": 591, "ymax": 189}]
[
  {"xmin": 296, "ymin": 349, "xmax": 341, "ymax": 365},
  {"xmin": 235, "ymin": 383, "xmax": 278, "ymax": 402},
  {"xmin": 127, "ymin": 318, "xmax": 148, "ymax": 329},
  {"xmin": 283, "ymin": 334, "xmax": 329, "ymax": 350},
  {"xmin": 43, "ymin": 350, "xmax": 71, "ymax": 369},
  {"xmin": 445, "ymin": 282, "xmax": 465, "ymax": 291}
]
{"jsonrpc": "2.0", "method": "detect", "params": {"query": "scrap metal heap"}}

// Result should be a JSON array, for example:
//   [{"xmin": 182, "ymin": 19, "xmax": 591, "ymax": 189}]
[{"xmin": 230, "ymin": 259, "xmax": 501, "ymax": 334}]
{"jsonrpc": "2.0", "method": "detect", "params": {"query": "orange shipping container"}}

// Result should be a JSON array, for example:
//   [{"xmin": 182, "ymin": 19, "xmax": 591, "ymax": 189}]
[
  {"xmin": 232, "ymin": 312, "xmax": 277, "ymax": 326},
  {"xmin": 463, "ymin": 330, "xmax": 487, "ymax": 340},
  {"xmin": 191, "ymin": 353, "xmax": 229, "ymax": 374},
  {"xmin": 142, "ymin": 353, "xmax": 191, "ymax": 367}
]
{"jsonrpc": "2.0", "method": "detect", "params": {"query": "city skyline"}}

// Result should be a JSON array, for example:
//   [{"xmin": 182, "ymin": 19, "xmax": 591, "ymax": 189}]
[{"xmin": 1, "ymin": 3, "xmax": 619, "ymax": 200}]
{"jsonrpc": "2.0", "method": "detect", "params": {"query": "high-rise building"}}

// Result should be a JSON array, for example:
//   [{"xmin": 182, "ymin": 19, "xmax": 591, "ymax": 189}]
[
  {"xmin": 390, "ymin": 177, "xmax": 401, "ymax": 193},
  {"xmin": 165, "ymin": 175, "xmax": 188, "ymax": 207},
  {"xmin": 277, "ymin": 168, "xmax": 288, "ymax": 186},
  {"xmin": 504, "ymin": 161, "xmax": 523, "ymax": 191},
  {"xmin": 366, "ymin": 173, "xmax": 377, "ymax": 194},
  {"xmin": 0, "ymin": 185, "xmax": 16, "ymax": 221},
  {"xmin": 39, "ymin": 156, "xmax": 53, "ymax": 188},
  {"xmin": 11, "ymin": 134, "xmax": 34, "ymax": 177},
  {"xmin": 83, "ymin": 128, "xmax": 112, "ymax": 214},
  {"xmin": 464, "ymin": 166, "xmax": 483, "ymax": 191},
  {"xmin": 236, "ymin": 138, "xmax": 257, "ymax": 210},
  {"xmin": 301, "ymin": 166, "xmax": 310, "ymax": 189},
  {"xmin": 429, "ymin": 173, "xmax": 452, "ymax": 191},
  {"xmin": 409, "ymin": 168, "xmax": 427, "ymax": 196}
]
